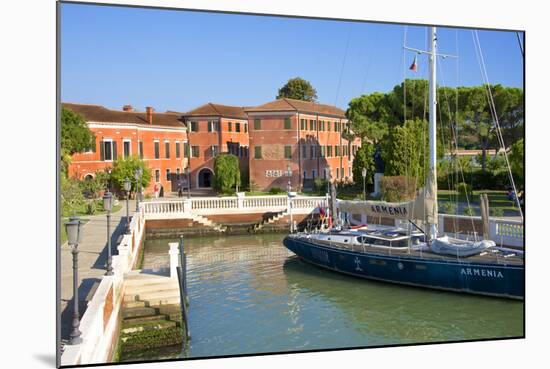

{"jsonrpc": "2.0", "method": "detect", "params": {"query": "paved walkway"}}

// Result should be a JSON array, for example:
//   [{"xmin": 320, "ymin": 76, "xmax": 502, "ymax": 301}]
[{"xmin": 59, "ymin": 199, "xmax": 136, "ymax": 341}]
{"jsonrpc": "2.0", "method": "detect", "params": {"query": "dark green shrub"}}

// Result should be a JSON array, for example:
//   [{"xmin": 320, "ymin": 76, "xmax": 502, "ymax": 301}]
[
  {"xmin": 380, "ymin": 176, "xmax": 416, "ymax": 202},
  {"xmin": 455, "ymin": 182, "xmax": 473, "ymax": 197},
  {"xmin": 269, "ymin": 187, "xmax": 284, "ymax": 194},
  {"xmin": 441, "ymin": 202, "xmax": 457, "ymax": 214},
  {"xmin": 213, "ymin": 154, "xmax": 241, "ymax": 194},
  {"xmin": 463, "ymin": 206, "xmax": 476, "ymax": 216},
  {"xmin": 490, "ymin": 208, "xmax": 504, "ymax": 217}
]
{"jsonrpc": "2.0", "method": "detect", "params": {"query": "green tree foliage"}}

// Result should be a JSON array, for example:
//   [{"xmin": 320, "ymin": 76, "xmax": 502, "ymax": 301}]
[
  {"xmin": 110, "ymin": 156, "xmax": 152, "ymax": 194},
  {"xmin": 277, "ymin": 77, "xmax": 318, "ymax": 102},
  {"xmin": 352, "ymin": 142, "xmax": 376, "ymax": 187},
  {"xmin": 509, "ymin": 138, "xmax": 524, "ymax": 185},
  {"xmin": 213, "ymin": 154, "xmax": 241, "ymax": 194},
  {"xmin": 346, "ymin": 81, "xmax": 523, "ymax": 192},
  {"xmin": 346, "ymin": 81, "xmax": 523, "ymax": 152},
  {"xmin": 80, "ymin": 170, "xmax": 109, "ymax": 199},
  {"xmin": 61, "ymin": 107, "xmax": 96, "ymax": 175},
  {"xmin": 346, "ymin": 93, "xmax": 391, "ymax": 143},
  {"xmin": 381, "ymin": 119, "xmax": 428, "ymax": 188},
  {"xmin": 61, "ymin": 176, "xmax": 85, "ymax": 216}
]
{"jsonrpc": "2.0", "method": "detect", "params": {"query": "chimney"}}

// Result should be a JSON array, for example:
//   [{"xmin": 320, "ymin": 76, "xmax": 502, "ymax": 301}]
[
  {"xmin": 146, "ymin": 106, "xmax": 154, "ymax": 124},
  {"xmin": 122, "ymin": 104, "xmax": 134, "ymax": 112}
]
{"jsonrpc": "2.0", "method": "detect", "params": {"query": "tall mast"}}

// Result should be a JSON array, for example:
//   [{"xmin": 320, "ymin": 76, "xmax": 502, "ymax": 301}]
[{"xmin": 427, "ymin": 26, "xmax": 438, "ymax": 240}]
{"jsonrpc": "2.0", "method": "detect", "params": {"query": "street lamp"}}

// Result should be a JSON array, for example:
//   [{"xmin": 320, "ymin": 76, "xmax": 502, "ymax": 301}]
[
  {"xmin": 65, "ymin": 217, "xmax": 82, "ymax": 345},
  {"xmin": 123, "ymin": 177, "xmax": 131, "ymax": 234},
  {"xmin": 106, "ymin": 167, "xmax": 112, "ymax": 192},
  {"xmin": 287, "ymin": 181, "xmax": 297, "ymax": 233},
  {"xmin": 135, "ymin": 167, "xmax": 142, "ymax": 212},
  {"xmin": 185, "ymin": 166, "xmax": 191, "ymax": 199},
  {"xmin": 103, "ymin": 191, "xmax": 114, "ymax": 275},
  {"xmin": 362, "ymin": 167, "xmax": 367, "ymax": 201}
]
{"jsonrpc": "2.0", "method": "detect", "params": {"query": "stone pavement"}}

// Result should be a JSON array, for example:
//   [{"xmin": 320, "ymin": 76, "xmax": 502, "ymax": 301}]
[{"xmin": 59, "ymin": 199, "xmax": 136, "ymax": 341}]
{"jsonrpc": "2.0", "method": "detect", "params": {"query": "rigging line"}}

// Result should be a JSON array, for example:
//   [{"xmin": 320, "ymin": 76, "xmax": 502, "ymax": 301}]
[
  {"xmin": 403, "ymin": 27, "xmax": 410, "ymax": 198},
  {"xmin": 516, "ymin": 32, "xmax": 524, "ymax": 58},
  {"xmin": 403, "ymin": 25, "xmax": 408, "ymax": 123},
  {"xmin": 437, "ymin": 58, "xmax": 461, "ymax": 231},
  {"xmin": 359, "ymin": 26, "xmax": 380, "ymax": 95},
  {"xmin": 454, "ymin": 29, "xmax": 460, "ymax": 215},
  {"xmin": 473, "ymin": 30, "xmax": 523, "ymax": 220},
  {"xmin": 438, "ymin": 54, "xmax": 476, "ymax": 233},
  {"xmin": 334, "ymin": 24, "xmax": 352, "ymax": 107}
]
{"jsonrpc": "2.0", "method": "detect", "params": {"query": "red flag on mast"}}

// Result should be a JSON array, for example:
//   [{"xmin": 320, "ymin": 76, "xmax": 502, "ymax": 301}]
[{"xmin": 409, "ymin": 55, "xmax": 418, "ymax": 72}]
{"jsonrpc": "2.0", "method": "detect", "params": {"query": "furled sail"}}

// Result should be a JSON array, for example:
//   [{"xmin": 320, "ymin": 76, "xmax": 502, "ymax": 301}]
[{"xmin": 337, "ymin": 188, "xmax": 435, "ymax": 221}]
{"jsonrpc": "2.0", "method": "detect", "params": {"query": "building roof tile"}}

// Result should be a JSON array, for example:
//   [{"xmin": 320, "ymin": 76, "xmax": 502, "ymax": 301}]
[
  {"xmin": 183, "ymin": 103, "xmax": 248, "ymax": 119},
  {"xmin": 62, "ymin": 103, "xmax": 186, "ymax": 128},
  {"xmin": 244, "ymin": 98, "xmax": 346, "ymax": 118}
]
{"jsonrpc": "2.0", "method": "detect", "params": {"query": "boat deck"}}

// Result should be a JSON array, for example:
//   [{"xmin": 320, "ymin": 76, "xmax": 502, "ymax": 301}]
[{"xmin": 298, "ymin": 237, "xmax": 524, "ymax": 266}]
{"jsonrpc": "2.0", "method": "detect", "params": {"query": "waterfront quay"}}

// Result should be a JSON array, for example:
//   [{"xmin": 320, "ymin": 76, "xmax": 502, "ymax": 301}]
[{"xmin": 60, "ymin": 194, "xmax": 524, "ymax": 365}]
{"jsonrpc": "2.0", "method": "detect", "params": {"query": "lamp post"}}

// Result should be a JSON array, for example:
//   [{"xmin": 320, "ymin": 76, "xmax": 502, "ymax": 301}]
[
  {"xmin": 65, "ymin": 217, "xmax": 83, "ymax": 345},
  {"xmin": 106, "ymin": 167, "xmax": 112, "ymax": 192},
  {"xmin": 103, "ymin": 191, "xmax": 113, "ymax": 275},
  {"xmin": 287, "ymin": 181, "xmax": 297, "ymax": 233},
  {"xmin": 124, "ymin": 177, "xmax": 131, "ymax": 234},
  {"xmin": 362, "ymin": 167, "xmax": 367, "ymax": 201},
  {"xmin": 135, "ymin": 167, "xmax": 142, "ymax": 212},
  {"xmin": 185, "ymin": 166, "xmax": 191, "ymax": 199}
]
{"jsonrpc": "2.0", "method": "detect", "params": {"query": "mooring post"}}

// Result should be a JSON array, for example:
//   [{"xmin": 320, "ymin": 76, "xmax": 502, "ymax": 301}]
[
  {"xmin": 176, "ymin": 266, "xmax": 190, "ymax": 340},
  {"xmin": 179, "ymin": 235, "xmax": 185, "ymax": 270},
  {"xmin": 168, "ymin": 243, "xmax": 180, "ymax": 279}
]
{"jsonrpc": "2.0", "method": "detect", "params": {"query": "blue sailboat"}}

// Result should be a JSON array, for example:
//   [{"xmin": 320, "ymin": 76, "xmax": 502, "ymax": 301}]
[{"xmin": 283, "ymin": 27, "xmax": 524, "ymax": 300}]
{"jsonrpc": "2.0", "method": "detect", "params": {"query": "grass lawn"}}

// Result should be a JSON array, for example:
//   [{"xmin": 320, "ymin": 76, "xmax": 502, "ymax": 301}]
[
  {"xmin": 244, "ymin": 191, "xmax": 319, "ymax": 197},
  {"xmin": 60, "ymin": 202, "xmax": 123, "ymax": 245},
  {"xmin": 437, "ymin": 190, "xmax": 519, "ymax": 212}
]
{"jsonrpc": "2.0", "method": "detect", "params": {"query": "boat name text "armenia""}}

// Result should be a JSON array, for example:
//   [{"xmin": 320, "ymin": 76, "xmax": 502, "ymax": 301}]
[
  {"xmin": 460, "ymin": 268, "xmax": 504, "ymax": 278},
  {"xmin": 370, "ymin": 205, "xmax": 408, "ymax": 216}
]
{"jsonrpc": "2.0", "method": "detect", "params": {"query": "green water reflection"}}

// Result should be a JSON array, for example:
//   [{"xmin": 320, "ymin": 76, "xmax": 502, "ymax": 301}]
[{"xmin": 122, "ymin": 233, "xmax": 523, "ymax": 361}]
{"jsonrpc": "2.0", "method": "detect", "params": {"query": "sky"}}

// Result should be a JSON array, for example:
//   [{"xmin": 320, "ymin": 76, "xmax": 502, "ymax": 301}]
[{"xmin": 60, "ymin": 3, "xmax": 524, "ymax": 113}]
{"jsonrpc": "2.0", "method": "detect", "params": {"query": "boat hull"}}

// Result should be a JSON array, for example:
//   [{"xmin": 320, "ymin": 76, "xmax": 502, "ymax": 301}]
[{"xmin": 283, "ymin": 236, "xmax": 524, "ymax": 300}]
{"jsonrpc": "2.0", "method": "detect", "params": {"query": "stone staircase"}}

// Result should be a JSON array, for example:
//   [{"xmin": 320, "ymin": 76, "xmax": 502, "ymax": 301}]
[
  {"xmin": 252, "ymin": 210, "xmax": 289, "ymax": 231},
  {"xmin": 186, "ymin": 214, "xmax": 226, "ymax": 232},
  {"xmin": 118, "ymin": 271, "xmax": 185, "ymax": 355}
]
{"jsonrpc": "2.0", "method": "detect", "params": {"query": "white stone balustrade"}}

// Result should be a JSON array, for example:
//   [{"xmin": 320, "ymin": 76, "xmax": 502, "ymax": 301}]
[
  {"xmin": 143, "ymin": 195, "xmax": 327, "ymax": 219},
  {"xmin": 61, "ymin": 202, "xmax": 147, "ymax": 366}
]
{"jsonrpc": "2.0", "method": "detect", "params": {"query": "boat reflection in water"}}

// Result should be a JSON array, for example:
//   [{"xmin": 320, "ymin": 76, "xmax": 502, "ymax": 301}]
[
  {"xmin": 122, "ymin": 234, "xmax": 522, "ymax": 362},
  {"xmin": 281, "ymin": 256, "xmax": 523, "ymax": 345}
]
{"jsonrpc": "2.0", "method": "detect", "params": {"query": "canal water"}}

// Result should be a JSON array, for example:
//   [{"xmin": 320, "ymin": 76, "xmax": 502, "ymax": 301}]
[{"xmin": 124, "ymin": 233, "xmax": 523, "ymax": 362}]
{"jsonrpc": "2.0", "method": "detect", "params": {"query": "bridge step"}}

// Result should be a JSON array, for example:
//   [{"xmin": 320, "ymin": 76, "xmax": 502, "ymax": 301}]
[
  {"xmin": 122, "ymin": 306, "xmax": 157, "ymax": 319},
  {"xmin": 124, "ymin": 283, "xmax": 179, "ymax": 298},
  {"xmin": 121, "ymin": 319, "xmax": 177, "ymax": 335},
  {"xmin": 122, "ymin": 300, "xmax": 147, "ymax": 309}
]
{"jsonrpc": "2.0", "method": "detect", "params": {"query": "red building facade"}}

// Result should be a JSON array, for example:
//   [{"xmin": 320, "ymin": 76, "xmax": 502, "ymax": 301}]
[
  {"xmin": 64, "ymin": 103, "xmax": 188, "ymax": 194},
  {"xmin": 64, "ymin": 98, "xmax": 359, "ymax": 194},
  {"xmin": 245, "ymin": 98, "xmax": 360, "ymax": 192},
  {"xmin": 181, "ymin": 103, "xmax": 249, "ymax": 189}
]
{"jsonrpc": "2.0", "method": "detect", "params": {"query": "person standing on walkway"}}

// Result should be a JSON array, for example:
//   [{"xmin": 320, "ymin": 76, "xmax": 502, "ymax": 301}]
[{"xmin": 154, "ymin": 183, "xmax": 159, "ymax": 198}]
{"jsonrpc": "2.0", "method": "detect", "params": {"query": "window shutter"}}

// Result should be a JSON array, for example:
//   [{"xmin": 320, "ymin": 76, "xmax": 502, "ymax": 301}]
[
  {"xmin": 99, "ymin": 140, "xmax": 104, "ymax": 161},
  {"xmin": 284, "ymin": 117, "xmax": 291, "ymax": 130},
  {"xmin": 113, "ymin": 141, "xmax": 117, "ymax": 160}
]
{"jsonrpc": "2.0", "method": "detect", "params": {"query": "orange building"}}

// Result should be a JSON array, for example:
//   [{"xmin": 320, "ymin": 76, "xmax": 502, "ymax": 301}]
[
  {"xmin": 65, "ymin": 99, "xmax": 359, "ymax": 194},
  {"xmin": 63, "ymin": 103, "xmax": 188, "ymax": 194},
  {"xmin": 244, "ymin": 98, "xmax": 360, "ymax": 192},
  {"xmin": 181, "ymin": 103, "xmax": 249, "ymax": 188}
]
